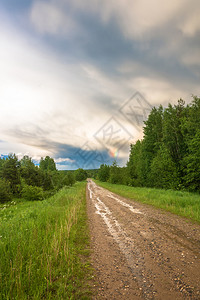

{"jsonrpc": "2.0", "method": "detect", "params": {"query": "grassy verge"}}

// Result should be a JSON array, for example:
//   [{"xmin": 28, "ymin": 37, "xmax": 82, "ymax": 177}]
[
  {"xmin": 95, "ymin": 180, "xmax": 200, "ymax": 224},
  {"xmin": 0, "ymin": 181, "xmax": 92, "ymax": 299}
]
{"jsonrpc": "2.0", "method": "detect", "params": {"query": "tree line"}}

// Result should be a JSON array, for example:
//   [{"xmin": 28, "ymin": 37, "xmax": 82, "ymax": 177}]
[
  {"xmin": 98, "ymin": 96, "xmax": 200, "ymax": 192},
  {"xmin": 1, "ymin": 95, "xmax": 199, "ymax": 202},
  {"xmin": 0, "ymin": 155, "xmax": 88, "ymax": 203}
]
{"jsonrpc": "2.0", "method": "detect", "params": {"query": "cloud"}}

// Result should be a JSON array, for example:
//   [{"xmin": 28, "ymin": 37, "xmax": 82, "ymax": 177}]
[
  {"xmin": 180, "ymin": 43, "xmax": 200, "ymax": 70},
  {"xmin": 0, "ymin": 18, "xmax": 135, "ymax": 151},
  {"xmin": 0, "ymin": 18, "xmax": 115, "ymax": 149},
  {"xmin": 67, "ymin": 0, "xmax": 200, "ymax": 39},
  {"xmin": 54, "ymin": 142, "xmax": 124, "ymax": 169},
  {"xmin": 29, "ymin": 0, "xmax": 199, "ymax": 43},
  {"xmin": 126, "ymin": 77, "xmax": 184, "ymax": 105},
  {"xmin": 0, "ymin": 1, "xmax": 199, "ymax": 169},
  {"xmin": 54, "ymin": 157, "xmax": 74, "ymax": 163},
  {"xmin": 101, "ymin": 0, "xmax": 183, "ymax": 38},
  {"xmin": 178, "ymin": 3, "xmax": 200, "ymax": 37},
  {"xmin": 0, "ymin": 22, "xmax": 63, "ymax": 128},
  {"xmin": 28, "ymin": 1, "xmax": 200, "ymax": 96},
  {"xmin": 54, "ymin": 157, "xmax": 75, "ymax": 170},
  {"xmin": 30, "ymin": 0, "xmax": 77, "ymax": 36}
]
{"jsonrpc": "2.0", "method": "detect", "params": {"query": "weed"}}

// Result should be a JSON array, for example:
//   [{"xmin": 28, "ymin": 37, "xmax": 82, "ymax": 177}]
[{"xmin": 0, "ymin": 182, "xmax": 92, "ymax": 299}]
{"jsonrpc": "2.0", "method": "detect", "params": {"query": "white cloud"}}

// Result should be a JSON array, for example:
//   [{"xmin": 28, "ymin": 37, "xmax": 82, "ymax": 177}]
[
  {"xmin": 81, "ymin": 63, "xmax": 128, "ymax": 100},
  {"xmin": 0, "ymin": 21, "xmax": 84, "ymax": 153},
  {"xmin": 69, "ymin": 0, "xmax": 199, "ymax": 38},
  {"xmin": 0, "ymin": 139, "xmax": 50, "ymax": 158},
  {"xmin": 100, "ymin": 0, "xmax": 184, "ymax": 38},
  {"xmin": 1, "ymin": 1, "xmax": 199, "ymax": 164},
  {"xmin": 178, "ymin": 2, "xmax": 200, "ymax": 37},
  {"xmin": 0, "ymin": 18, "xmax": 128, "ymax": 156},
  {"xmin": 125, "ymin": 76, "xmax": 189, "ymax": 106},
  {"xmin": 0, "ymin": 24, "xmax": 60, "ymax": 126},
  {"xmin": 30, "ymin": 0, "xmax": 77, "ymax": 36},
  {"xmin": 28, "ymin": 0, "xmax": 200, "ymax": 95},
  {"xmin": 64, "ymin": 0, "xmax": 200, "ymax": 44},
  {"xmin": 55, "ymin": 157, "xmax": 74, "ymax": 163}
]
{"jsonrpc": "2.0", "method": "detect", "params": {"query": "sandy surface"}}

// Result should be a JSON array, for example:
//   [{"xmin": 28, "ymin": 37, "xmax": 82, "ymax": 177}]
[{"xmin": 87, "ymin": 179, "xmax": 200, "ymax": 299}]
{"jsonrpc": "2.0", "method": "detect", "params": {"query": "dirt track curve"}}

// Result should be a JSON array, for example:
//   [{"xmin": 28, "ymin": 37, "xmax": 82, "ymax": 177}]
[{"xmin": 87, "ymin": 179, "xmax": 200, "ymax": 300}]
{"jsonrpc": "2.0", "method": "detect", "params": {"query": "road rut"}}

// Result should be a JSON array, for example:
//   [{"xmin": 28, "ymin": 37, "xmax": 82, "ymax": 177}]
[{"xmin": 87, "ymin": 179, "xmax": 200, "ymax": 299}]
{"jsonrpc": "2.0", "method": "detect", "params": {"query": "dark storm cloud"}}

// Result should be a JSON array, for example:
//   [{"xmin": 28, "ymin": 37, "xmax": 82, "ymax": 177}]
[{"xmin": 4, "ymin": 124, "xmax": 123, "ymax": 169}]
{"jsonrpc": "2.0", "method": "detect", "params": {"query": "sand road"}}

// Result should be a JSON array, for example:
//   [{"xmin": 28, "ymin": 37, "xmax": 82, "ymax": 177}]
[{"xmin": 87, "ymin": 179, "xmax": 200, "ymax": 299}]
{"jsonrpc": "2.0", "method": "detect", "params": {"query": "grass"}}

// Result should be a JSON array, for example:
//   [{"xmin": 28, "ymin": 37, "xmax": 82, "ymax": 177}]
[
  {"xmin": 95, "ymin": 180, "xmax": 200, "ymax": 224},
  {"xmin": 0, "ymin": 181, "xmax": 93, "ymax": 299}
]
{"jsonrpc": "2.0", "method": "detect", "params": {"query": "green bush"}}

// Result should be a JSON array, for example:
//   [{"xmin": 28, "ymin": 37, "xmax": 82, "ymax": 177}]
[
  {"xmin": 0, "ymin": 179, "xmax": 11, "ymax": 203},
  {"xmin": 75, "ymin": 168, "xmax": 88, "ymax": 181},
  {"xmin": 22, "ymin": 184, "xmax": 44, "ymax": 201},
  {"xmin": 98, "ymin": 164, "xmax": 110, "ymax": 182}
]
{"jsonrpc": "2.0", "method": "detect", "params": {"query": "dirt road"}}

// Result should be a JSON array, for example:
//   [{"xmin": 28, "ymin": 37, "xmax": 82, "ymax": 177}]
[{"xmin": 87, "ymin": 179, "xmax": 200, "ymax": 299}]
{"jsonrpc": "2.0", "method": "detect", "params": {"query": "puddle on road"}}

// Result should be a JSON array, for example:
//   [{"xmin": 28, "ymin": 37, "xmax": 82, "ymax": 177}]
[
  {"xmin": 88, "ymin": 183, "xmax": 93, "ymax": 199},
  {"xmin": 107, "ymin": 193, "xmax": 144, "ymax": 215},
  {"xmin": 87, "ymin": 182, "xmax": 154, "ymax": 299}
]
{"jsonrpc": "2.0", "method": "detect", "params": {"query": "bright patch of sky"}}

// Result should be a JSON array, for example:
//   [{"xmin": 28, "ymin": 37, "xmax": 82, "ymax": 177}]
[{"xmin": 0, "ymin": 0, "xmax": 199, "ymax": 169}]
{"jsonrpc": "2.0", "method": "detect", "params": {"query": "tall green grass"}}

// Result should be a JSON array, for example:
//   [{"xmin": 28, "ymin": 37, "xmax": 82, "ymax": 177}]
[
  {"xmin": 0, "ymin": 182, "xmax": 92, "ymax": 299},
  {"xmin": 95, "ymin": 180, "xmax": 200, "ymax": 223}
]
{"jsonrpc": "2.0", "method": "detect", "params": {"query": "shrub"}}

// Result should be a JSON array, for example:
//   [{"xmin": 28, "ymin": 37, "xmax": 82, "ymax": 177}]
[
  {"xmin": 75, "ymin": 168, "xmax": 87, "ymax": 181},
  {"xmin": 98, "ymin": 164, "xmax": 110, "ymax": 182},
  {"xmin": 0, "ymin": 179, "xmax": 11, "ymax": 203},
  {"xmin": 22, "ymin": 185, "xmax": 44, "ymax": 201}
]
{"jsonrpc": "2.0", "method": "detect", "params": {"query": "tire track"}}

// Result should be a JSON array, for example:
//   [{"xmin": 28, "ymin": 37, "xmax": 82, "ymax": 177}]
[
  {"xmin": 88, "ymin": 181, "xmax": 154, "ymax": 299},
  {"xmin": 87, "ymin": 180, "xmax": 200, "ymax": 299}
]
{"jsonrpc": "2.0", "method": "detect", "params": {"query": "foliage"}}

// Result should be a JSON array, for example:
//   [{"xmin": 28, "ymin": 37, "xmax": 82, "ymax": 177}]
[
  {"xmin": 22, "ymin": 184, "xmax": 44, "ymax": 201},
  {"xmin": 150, "ymin": 145, "xmax": 179, "ymax": 189},
  {"xmin": 97, "ymin": 96, "xmax": 200, "ymax": 193},
  {"xmin": 98, "ymin": 164, "xmax": 110, "ymax": 182},
  {"xmin": 0, "ymin": 178, "xmax": 11, "ymax": 203},
  {"xmin": 87, "ymin": 169, "xmax": 99, "ymax": 179},
  {"xmin": 0, "ymin": 155, "xmax": 77, "ymax": 203},
  {"xmin": 181, "ymin": 96, "xmax": 200, "ymax": 191},
  {"xmin": 127, "ymin": 140, "xmax": 146, "ymax": 186},
  {"xmin": 126, "ymin": 96, "xmax": 200, "ymax": 192},
  {"xmin": 183, "ymin": 131, "xmax": 200, "ymax": 191},
  {"xmin": 75, "ymin": 168, "xmax": 88, "ymax": 181},
  {"xmin": 109, "ymin": 160, "xmax": 121, "ymax": 184},
  {"xmin": 0, "ymin": 182, "xmax": 93, "ymax": 299},
  {"xmin": 1, "ymin": 154, "xmax": 21, "ymax": 195},
  {"xmin": 61, "ymin": 172, "xmax": 76, "ymax": 186},
  {"xmin": 20, "ymin": 156, "xmax": 43, "ymax": 187},
  {"xmin": 39, "ymin": 156, "xmax": 56, "ymax": 172}
]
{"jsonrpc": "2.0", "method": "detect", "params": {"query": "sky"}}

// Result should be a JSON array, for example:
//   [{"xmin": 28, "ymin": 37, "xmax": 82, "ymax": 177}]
[{"xmin": 0, "ymin": 0, "xmax": 199, "ymax": 169}]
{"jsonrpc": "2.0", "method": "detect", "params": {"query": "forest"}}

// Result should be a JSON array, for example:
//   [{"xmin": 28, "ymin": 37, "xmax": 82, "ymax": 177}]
[
  {"xmin": 1, "ymin": 95, "xmax": 200, "ymax": 204},
  {"xmin": 98, "ymin": 96, "xmax": 200, "ymax": 192},
  {"xmin": 0, "ymin": 155, "xmax": 88, "ymax": 203}
]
